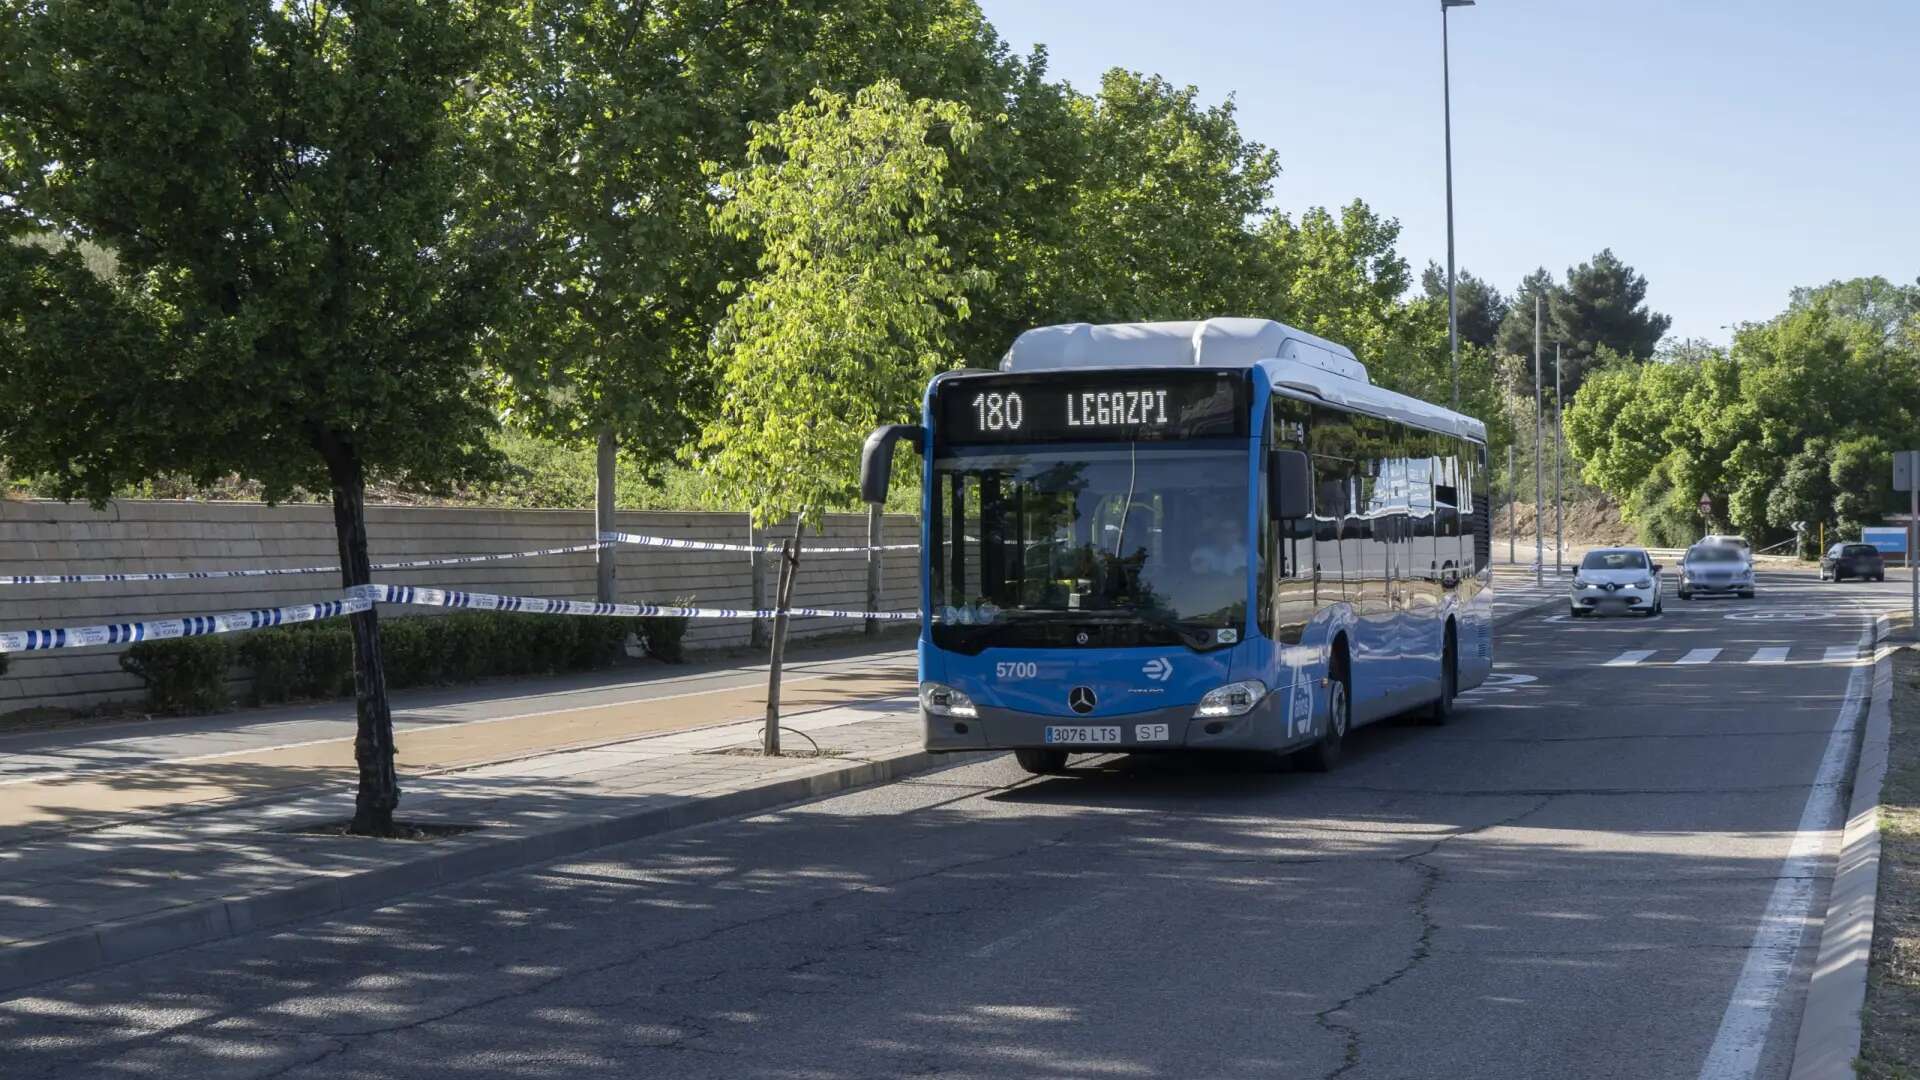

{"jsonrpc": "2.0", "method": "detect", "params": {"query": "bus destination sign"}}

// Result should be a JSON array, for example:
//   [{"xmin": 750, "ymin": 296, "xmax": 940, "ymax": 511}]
[{"xmin": 937, "ymin": 372, "xmax": 1247, "ymax": 445}]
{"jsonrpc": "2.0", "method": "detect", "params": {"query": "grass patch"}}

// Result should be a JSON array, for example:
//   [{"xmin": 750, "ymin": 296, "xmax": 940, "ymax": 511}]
[{"xmin": 1861, "ymin": 646, "xmax": 1920, "ymax": 1078}]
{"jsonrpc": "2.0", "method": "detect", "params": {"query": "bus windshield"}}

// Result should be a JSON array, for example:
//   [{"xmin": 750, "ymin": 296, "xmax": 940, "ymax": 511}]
[{"xmin": 931, "ymin": 440, "xmax": 1248, "ymax": 651}]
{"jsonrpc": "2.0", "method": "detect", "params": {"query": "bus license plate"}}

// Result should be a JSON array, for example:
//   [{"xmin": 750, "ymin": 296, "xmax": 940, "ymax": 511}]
[{"xmin": 1044, "ymin": 726, "xmax": 1121, "ymax": 745}]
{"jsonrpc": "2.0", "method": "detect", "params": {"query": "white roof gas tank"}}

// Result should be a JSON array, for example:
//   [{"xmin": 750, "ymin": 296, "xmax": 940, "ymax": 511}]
[{"xmin": 1000, "ymin": 317, "xmax": 1369, "ymax": 383}]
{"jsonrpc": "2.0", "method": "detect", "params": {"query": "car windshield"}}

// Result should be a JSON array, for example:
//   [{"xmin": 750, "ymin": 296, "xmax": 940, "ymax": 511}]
[
  {"xmin": 1688, "ymin": 547, "xmax": 1744, "ymax": 563},
  {"xmin": 1581, "ymin": 550, "xmax": 1648, "ymax": 571},
  {"xmin": 1844, "ymin": 544, "xmax": 1880, "ymax": 557},
  {"xmin": 931, "ymin": 441, "xmax": 1248, "ymax": 651}
]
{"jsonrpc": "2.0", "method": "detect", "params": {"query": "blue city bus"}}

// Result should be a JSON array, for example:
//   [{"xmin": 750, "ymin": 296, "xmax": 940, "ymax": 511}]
[{"xmin": 859, "ymin": 318, "xmax": 1492, "ymax": 774}]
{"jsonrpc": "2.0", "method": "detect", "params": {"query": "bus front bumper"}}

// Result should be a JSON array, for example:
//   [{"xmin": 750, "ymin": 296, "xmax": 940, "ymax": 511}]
[{"xmin": 923, "ymin": 690, "xmax": 1298, "ymax": 754}]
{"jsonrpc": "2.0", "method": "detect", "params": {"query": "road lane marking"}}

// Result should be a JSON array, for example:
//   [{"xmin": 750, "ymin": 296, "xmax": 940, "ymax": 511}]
[
  {"xmin": 1748, "ymin": 647, "xmax": 1790, "ymax": 664},
  {"xmin": 1676, "ymin": 648, "xmax": 1722, "ymax": 666},
  {"xmin": 1603, "ymin": 650, "xmax": 1656, "ymax": 667},
  {"xmin": 1695, "ymin": 615, "xmax": 1873, "ymax": 1080},
  {"xmin": 970, "ymin": 894, "xmax": 1110, "ymax": 959},
  {"xmin": 1822, "ymin": 645, "xmax": 1859, "ymax": 663}
]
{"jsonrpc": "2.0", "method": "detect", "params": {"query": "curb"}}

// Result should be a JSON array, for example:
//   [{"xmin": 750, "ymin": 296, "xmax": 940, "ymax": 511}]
[
  {"xmin": 1790, "ymin": 615, "xmax": 1896, "ymax": 1079},
  {"xmin": 0, "ymin": 744, "xmax": 962, "ymax": 998}
]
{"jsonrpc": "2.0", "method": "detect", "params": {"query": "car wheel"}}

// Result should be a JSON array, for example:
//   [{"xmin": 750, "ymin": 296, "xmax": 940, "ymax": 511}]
[
  {"xmin": 1296, "ymin": 661, "xmax": 1349, "ymax": 773},
  {"xmin": 1876, "ymin": 574, "xmax": 1886, "ymax": 583},
  {"xmin": 1837, "ymin": 571, "xmax": 1849, "ymax": 582},
  {"xmin": 1421, "ymin": 628, "xmax": 1456, "ymax": 727},
  {"xmin": 1739, "ymin": 589, "xmax": 1755, "ymax": 599},
  {"xmin": 1013, "ymin": 748, "xmax": 1069, "ymax": 775},
  {"xmin": 1678, "ymin": 588, "xmax": 1692, "ymax": 600}
]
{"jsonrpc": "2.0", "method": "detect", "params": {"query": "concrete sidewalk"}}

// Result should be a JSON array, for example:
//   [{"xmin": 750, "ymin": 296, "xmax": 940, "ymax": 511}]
[{"xmin": 0, "ymin": 694, "xmax": 943, "ymax": 996}]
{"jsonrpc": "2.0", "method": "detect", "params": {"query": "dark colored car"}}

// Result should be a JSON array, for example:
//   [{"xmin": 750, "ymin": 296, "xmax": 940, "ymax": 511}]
[{"xmin": 1821, "ymin": 542, "xmax": 1885, "ymax": 582}]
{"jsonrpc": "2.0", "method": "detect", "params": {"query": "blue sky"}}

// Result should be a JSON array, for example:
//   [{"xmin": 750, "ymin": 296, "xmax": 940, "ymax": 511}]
[{"xmin": 976, "ymin": 1, "xmax": 1920, "ymax": 346}]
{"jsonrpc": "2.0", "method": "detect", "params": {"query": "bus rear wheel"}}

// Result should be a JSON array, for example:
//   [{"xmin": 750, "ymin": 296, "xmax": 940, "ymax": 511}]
[
  {"xmin": 1014, "ymin": 748, "xmax": 1069, "ymax": 775},
  {"xmin": 1421, "ymin": 627, "xmax": 1456, "ymax": 726},
  {"xmin": 1296, "ymin": 665, "xmax": 1349, "ymax": 773}
]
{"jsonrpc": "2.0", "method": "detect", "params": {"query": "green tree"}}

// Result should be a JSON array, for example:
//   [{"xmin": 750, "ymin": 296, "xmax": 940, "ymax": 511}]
[
  {"xmin": 481, "ymin": 0, "xmax": 1026, "ymax": 461},
  {"xmin": 1558, "ymin": 248, "xmax": 1671, "ymax": 364},
  {"xmin": 1831, "ymin": 435, "xmax": 1894, "ymax": 539},
  {"xmin": 1495, "ymin": 251, "xmax": 1671, "ymax": 401},
  {"xmin": 0, "ymin": 1, "xmax": 526, "ymax": 834},
  {"xmin": 1421, "ymin": 263, "xmax": 1508, "ymax": 350},
  {"xmin": 1020, "ymin": 69, "xmax": 1279, "ymax": 327},
  {"xmin": 1768, "ymin": 439, "xmax": 1835, "ymax": 557},
  {"xmin": 1494, "ymin": 267, "xmax": 1557, "ymax": 365},
  {"xmin": 698, "ymin": 82, "xmax": 985, "ymax": 526}
]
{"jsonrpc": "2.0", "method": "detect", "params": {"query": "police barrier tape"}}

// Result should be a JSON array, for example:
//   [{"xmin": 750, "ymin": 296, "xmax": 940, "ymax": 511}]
[
  {"xmin": 0, "ymin": 597, "xmax": 372, "ymax": 653},
  {"xmin": 352, "ymin": 584, "xmax": 919, "ymax": 623},
  {"xmin": 1, "ymin": 542, "xmax": 614, "ymax": 586},
  {"xmin": 4, "ymin": 531, "xmax": 921, "ymax": 586},
  {"xmin": 0, "ymin": 587, "xmax": 916, "ymax": 654},
  {"xmin": 597, "ymin": 531, "xmax": 918, "ymax": 555}
]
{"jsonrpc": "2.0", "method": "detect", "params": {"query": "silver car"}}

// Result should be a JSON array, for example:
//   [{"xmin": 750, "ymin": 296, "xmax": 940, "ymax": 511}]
[
  {"xmin": 1678, "ymin": 543, "xmax": 1754, "ymax": 599},
  {"xmin": 1570, "ymin": 547, "xmax": 1664, "ymax": 617}
]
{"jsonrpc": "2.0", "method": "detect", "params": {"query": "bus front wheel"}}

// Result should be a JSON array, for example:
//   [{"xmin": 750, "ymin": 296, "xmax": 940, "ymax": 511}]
[
  {"xmin": 1296, "ymin": 665, "xmax": 1349, "ymax": 773},
  {"xmin": 1014, "ymin": 748, "xmax": 1069, "ymax": 775}
]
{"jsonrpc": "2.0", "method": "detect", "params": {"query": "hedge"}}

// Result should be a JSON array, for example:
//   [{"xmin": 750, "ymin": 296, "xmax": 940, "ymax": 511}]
[{"xmin": 118, "ymin": 606, "xmax": 692, "ymax": 715}]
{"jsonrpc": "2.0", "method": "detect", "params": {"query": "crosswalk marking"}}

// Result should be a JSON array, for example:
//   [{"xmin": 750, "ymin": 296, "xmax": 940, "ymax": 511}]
[
  {"xmin": 1604, "ymin": 650, "xmax": 1657, "ymax": 667},
  {"xmin": 1599, "ymin": 645, "xmax": 1861, "ymax": 668}
]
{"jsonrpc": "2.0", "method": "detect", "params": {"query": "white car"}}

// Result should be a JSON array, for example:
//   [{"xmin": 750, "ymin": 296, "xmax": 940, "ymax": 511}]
[
  {"xmin": 1678, "ymin": 543, "xmax": 1754, "ymax": 599},
  {"xmin": 1570, "ymin": 547, "xmax": 1664, "ymax": 617}
]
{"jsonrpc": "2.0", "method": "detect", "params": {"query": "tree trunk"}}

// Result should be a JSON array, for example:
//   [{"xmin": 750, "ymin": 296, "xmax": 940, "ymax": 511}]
[
  {"xmin": 322, "ymin": 436, "xmax": 400, "ymax": 836},
  {"xmin": 595, "ymin": 428, "xmax": 617, "ymax": 604},
  {"xmin": 763, "ymin": 522, "xmax": 803, "ymax": 756}
]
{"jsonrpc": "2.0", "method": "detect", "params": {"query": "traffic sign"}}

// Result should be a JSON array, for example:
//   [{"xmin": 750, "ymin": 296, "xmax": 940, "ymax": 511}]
[
  {"xmin": 1697, "ymin": 494, "xmax": 1712, "ymax": 516},
  {"xmin": 1791, "ymin": 520, "xmax": 1808, "ymax": 533},
  {"xmin": 1863, "ymin": 526, "xmax": 1907, "ymax": 554}
]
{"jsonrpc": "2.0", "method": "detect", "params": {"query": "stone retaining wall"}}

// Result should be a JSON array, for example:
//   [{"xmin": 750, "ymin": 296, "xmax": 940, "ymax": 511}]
[{"xmin": 0, "ymin": 500, "xmax": 918, "ymax": 715}]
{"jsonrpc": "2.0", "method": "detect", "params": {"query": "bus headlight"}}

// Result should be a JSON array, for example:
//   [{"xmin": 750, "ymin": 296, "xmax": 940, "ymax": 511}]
[
  {"xmin": 920, "ymin": 682, "xmax": 977, "ymax": 718},
  {"xmin": 1195, "ymin": 680, "xmax": 1268, "ymax": 718}
]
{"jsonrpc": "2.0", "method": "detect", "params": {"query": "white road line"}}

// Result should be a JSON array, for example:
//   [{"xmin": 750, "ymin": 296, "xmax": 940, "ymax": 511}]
[
  {"xmin": 970, "ymin": 894, "xmax": 1110, "ymax": 959},
  {"xmin": 1748, "ymin": 647, "xmax": 1790, "ymax": 665},
  {"xmin": 1676, "ymin": 648, "xmax": 1722, "ymax": 666},
  {"xmin": 1696, "ymin": 615, "xmax": 1873, "ymax": 1080},
  {"xmin": 1823, "ymin": 645, "xmax": 1859, "ymax": 663},
  {"xmin": 1603, "ymin": 650, "xmax": 1657, "ymax": 667}
]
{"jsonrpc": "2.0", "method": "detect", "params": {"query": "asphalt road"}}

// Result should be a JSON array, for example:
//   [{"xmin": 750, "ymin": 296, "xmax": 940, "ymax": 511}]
[{"xmin": 0, "ymin": 569, "xmax": 1900, "ymax": 1080}]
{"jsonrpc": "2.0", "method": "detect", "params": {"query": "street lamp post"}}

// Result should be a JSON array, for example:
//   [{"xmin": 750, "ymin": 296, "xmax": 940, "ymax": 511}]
[{"xmin": 1442, "ymin": 0, "xmax": 1475, "ymax": 411}]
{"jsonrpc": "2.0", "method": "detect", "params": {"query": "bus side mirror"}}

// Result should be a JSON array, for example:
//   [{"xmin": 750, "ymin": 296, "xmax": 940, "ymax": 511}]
[
  {"xmin": 859, "ymin": 424, "xmax": 925, "ymax": 504},
  {"xmin": 1269, "ymin": 449, "xmax": 1312, "ymax": 520}
]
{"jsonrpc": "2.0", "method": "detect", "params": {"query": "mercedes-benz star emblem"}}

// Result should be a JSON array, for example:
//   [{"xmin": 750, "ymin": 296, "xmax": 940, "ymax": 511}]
[
  {"xmin": 1068, "ymin": 686, "xmax": 1097, "ymax": 714},
  {"xmin": 1075, "ymin": 631, "xmax": 1090, "ymax": 645}
]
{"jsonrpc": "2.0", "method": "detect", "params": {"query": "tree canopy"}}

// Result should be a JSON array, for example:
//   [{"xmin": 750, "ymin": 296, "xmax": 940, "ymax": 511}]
[
  {"xmin": 1493, "ymin": 250, "xmax": 1672, "ymax": 400},
  {"xmin": 1564, "ymin": 278, "xmax": 1920, "ymax": 549},
  {"xmin": 697, "ymin": 82, "xmax": 985, "ymax": 527}
]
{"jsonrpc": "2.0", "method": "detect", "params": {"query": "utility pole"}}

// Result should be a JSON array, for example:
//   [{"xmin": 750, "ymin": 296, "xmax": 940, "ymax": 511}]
[
  {"xmin": 1534, "ymin": 295, "xmax": 1544, "ymax": 587},
  {"xmin": 1507, "ymin": 443, "xmax": 1516, "ymax": 564},
  {"xmin": 1555, "ymin": 343, "xmax": 1564, "ymax": 577},
  {"xmin": 1441, "ymin": 0, "xmax": 1474, "ymax": 410}
]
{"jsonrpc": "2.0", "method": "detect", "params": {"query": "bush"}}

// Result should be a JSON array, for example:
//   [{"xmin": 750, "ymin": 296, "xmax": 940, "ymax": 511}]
[
  {"xmin": 639, "ymin": 598, "xmax": 693, "ymax": 663},
  {"xmin": 121, "ymin": 637, "xmax": 233, "ymax": 714},
  {"xmin": 117, "ymin": 606, "xmax": 694, "ymax": 715}
]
